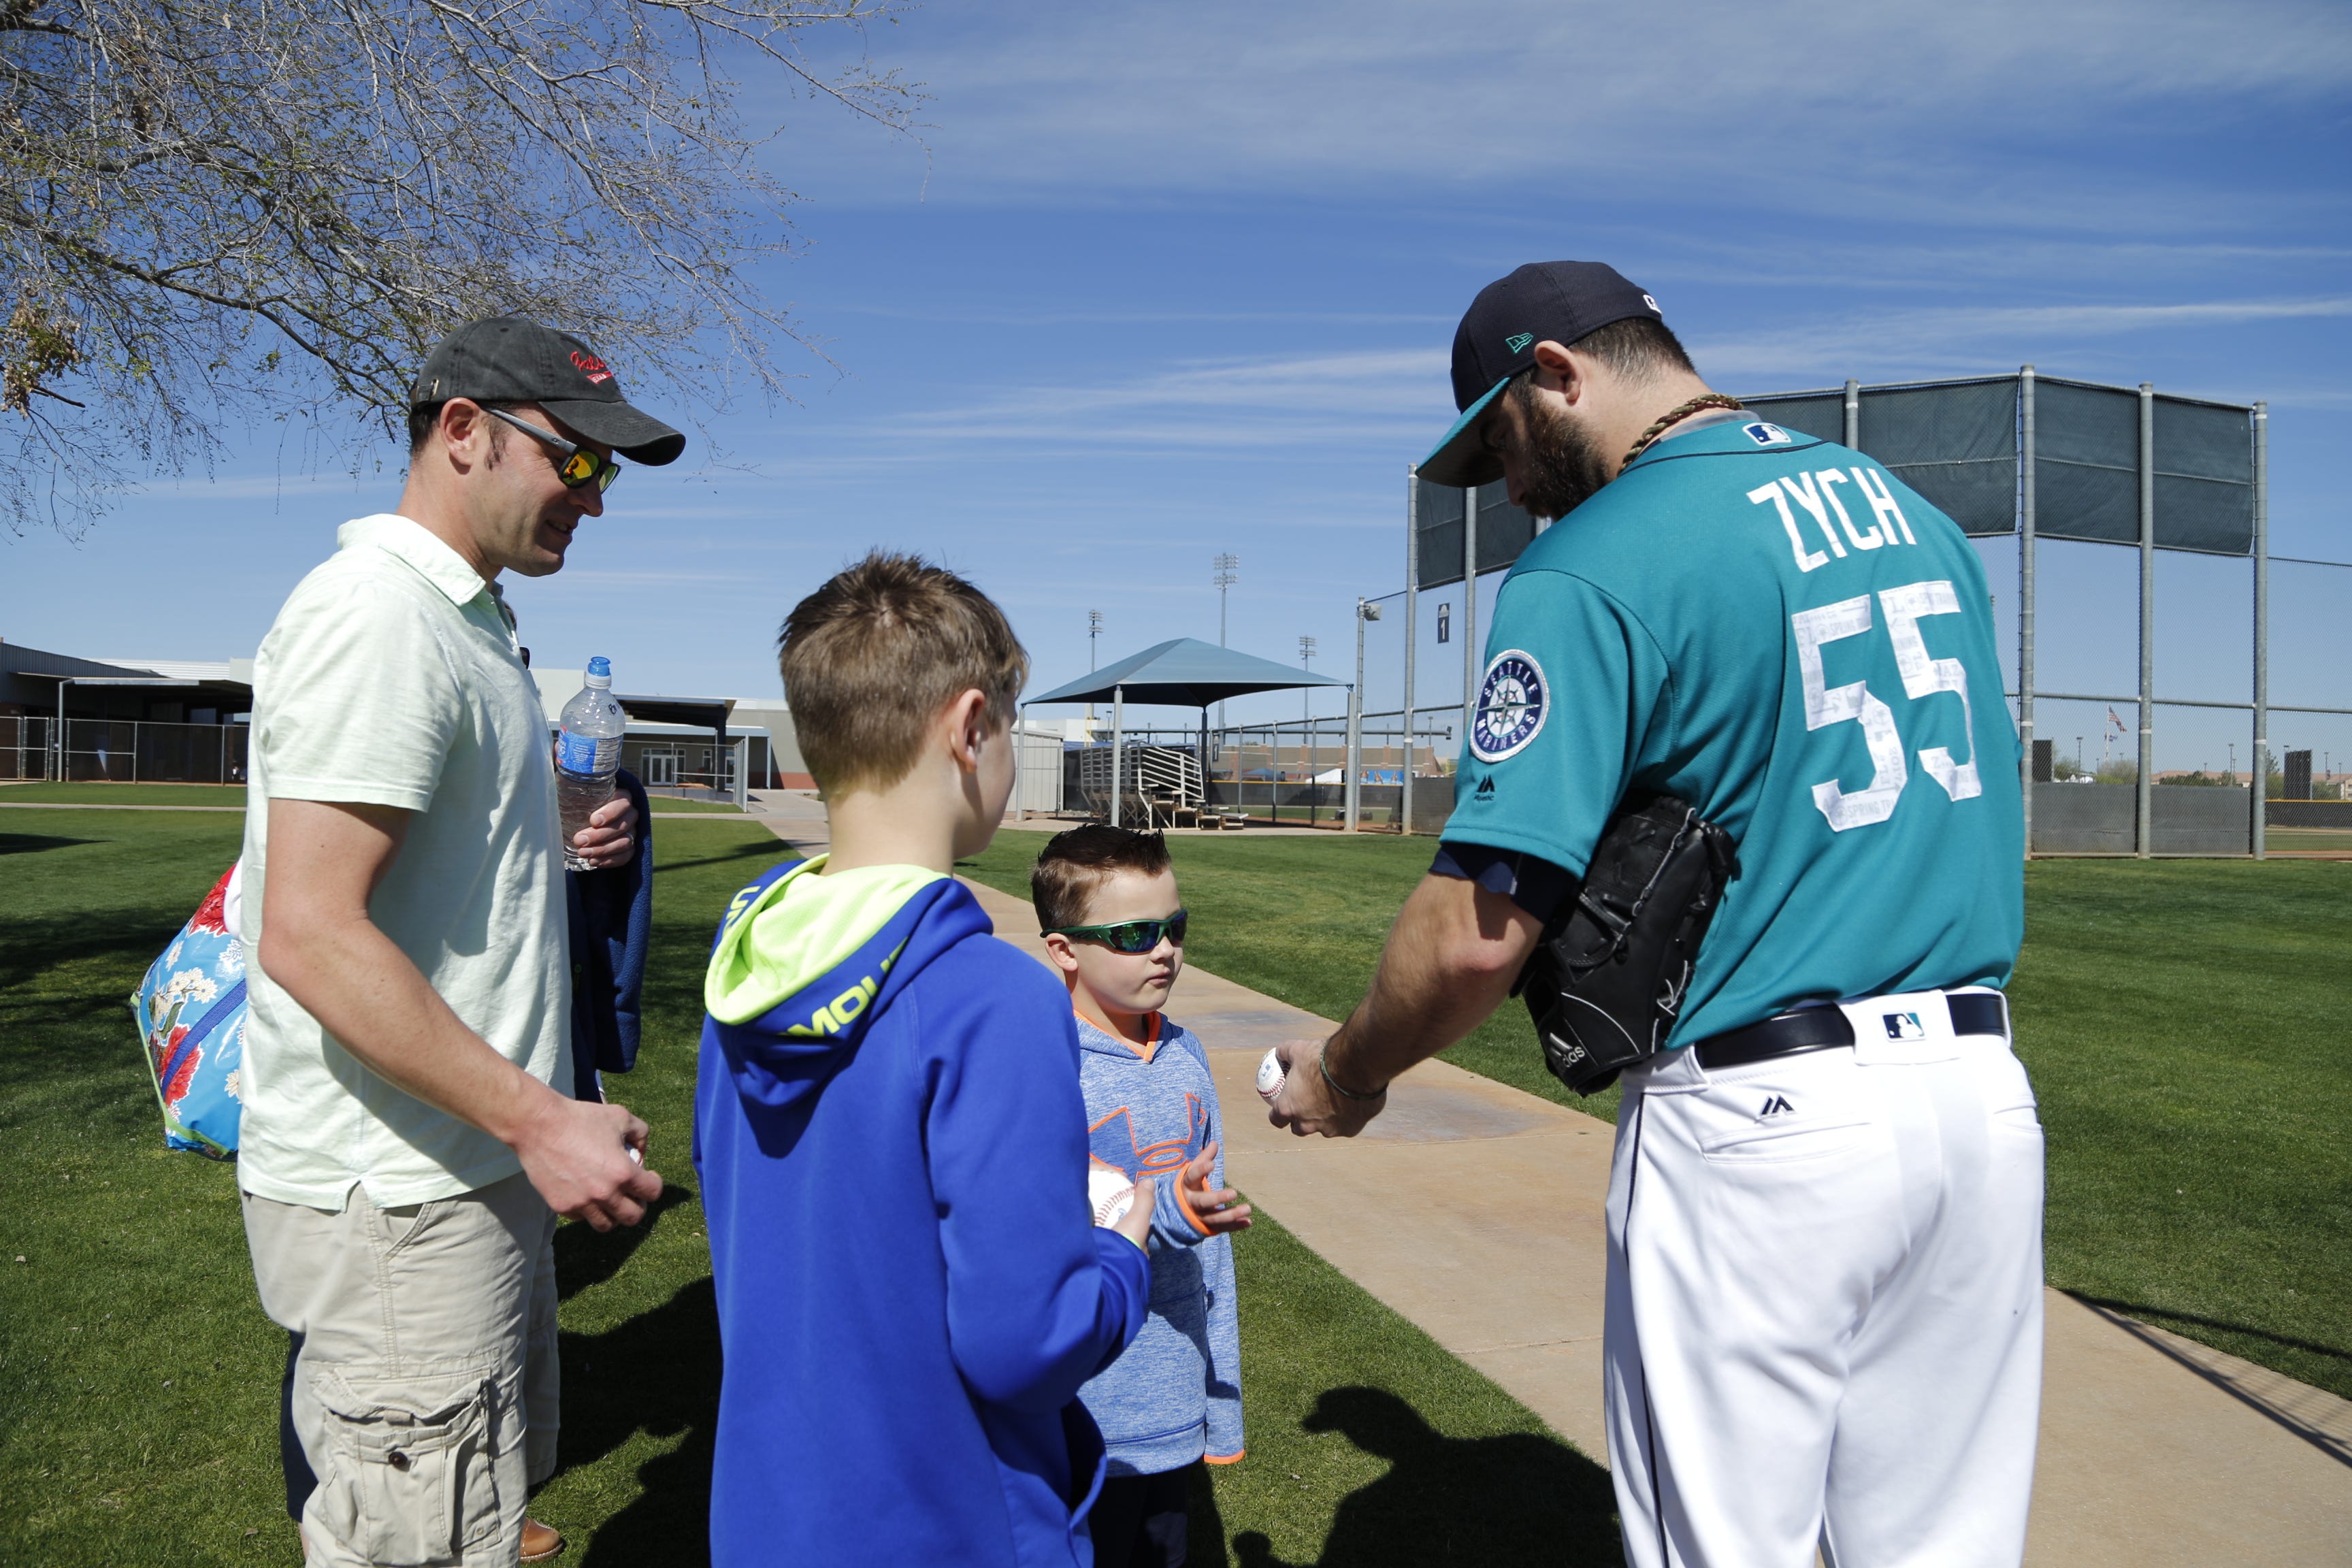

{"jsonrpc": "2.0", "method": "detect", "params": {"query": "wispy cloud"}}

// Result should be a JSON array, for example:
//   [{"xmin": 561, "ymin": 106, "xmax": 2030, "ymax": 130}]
[{"xmin": 783, "ymin": 0, "xmax": 2352, "ymax": 223}]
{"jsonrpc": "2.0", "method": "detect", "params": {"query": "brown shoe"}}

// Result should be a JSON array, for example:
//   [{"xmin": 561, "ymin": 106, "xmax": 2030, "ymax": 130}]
[{"xmin": 521, "ymin": 1517, "xmax": 566, "ymax": 1562}]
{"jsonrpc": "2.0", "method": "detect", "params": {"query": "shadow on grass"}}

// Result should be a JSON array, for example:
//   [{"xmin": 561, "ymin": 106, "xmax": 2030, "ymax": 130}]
[
  {"xmin": 555, "ymin": 1186, "xmax": 696, "ymax": 1301},
  {"xmin": 557, "ymin": 1277, "xmax": 721, "ymax": 1568},
  {"xmin": 653, "ymin": 837, "xmax": 794, "ymax": 879},
  {"xmin": 0, "ymin": 832, "xmax": 97, "ymax": 855},
  {"xmin": 1223, "ymin": 1387, "xmax": 1616, "ymax": 1568},
  {"xmin": 2072, "ymin": 1294, "xmax": 2352, "ymax": 1365}
]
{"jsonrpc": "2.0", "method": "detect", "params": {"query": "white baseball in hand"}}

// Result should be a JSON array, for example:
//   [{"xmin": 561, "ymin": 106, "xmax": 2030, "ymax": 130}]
[
  {"xmin": 1256, "ymin": 1047, "xmax": 1286, "ymax": 1104},
  {"xmin": 1088, "ymin": 1166, "xmax": 1137, "ymax": 1228}
]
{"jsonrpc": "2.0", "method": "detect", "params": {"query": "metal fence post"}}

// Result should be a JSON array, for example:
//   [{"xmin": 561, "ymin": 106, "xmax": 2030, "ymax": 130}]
[
  {"xmin": 2137, "ymin": 382, "xmax": 2156, "ymax": 858},
  {"xmin": 1346, "ymin": 597, "xmax": 1367, "ymax": 832},
  {"xmin": 1403, "ymin": 467, "xmax": 1419, "ymax": 836},
  {"xmin": 1843, "ymin": 378, "xmax": 1859, "ymax": 448},
  {"xmin": 2019, "ymin": 367, "xmax": 2037, "ymax": 861},
  {"xmin": 1460, "ymin": 485, "xmax": 1480, "ymax": 771},
  {"xmin": 2253, "ymin": 400, "xmax": 2270, "ymax": 859}
]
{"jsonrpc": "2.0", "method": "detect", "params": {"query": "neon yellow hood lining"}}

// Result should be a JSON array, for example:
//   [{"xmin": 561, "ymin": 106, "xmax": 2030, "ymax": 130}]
[{"xmin": 704, "ymin": 856, "xmax": 949, "ymax": 1026}]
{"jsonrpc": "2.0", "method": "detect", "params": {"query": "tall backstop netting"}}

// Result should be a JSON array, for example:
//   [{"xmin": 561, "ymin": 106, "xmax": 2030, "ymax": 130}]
[{"xmin": 1399, "ymin": 368, "xmax": 2347, "ymax": 857}]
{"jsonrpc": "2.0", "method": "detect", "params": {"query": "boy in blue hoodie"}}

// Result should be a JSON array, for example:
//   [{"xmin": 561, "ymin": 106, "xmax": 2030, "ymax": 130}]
[
  {"xmin": 1034, "ymin": 826, "xmax": 1252, "ymax": 1568},
  {"xmin": 698, "ymin": 554, "xmax": 1213, "ymax": 1567}
]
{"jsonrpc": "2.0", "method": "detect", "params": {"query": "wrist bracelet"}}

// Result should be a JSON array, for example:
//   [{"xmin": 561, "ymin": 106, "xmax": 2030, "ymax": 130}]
[{"xmin": 1318, "ymin": 1049, "xmax": 1387, "ymax": 1103}]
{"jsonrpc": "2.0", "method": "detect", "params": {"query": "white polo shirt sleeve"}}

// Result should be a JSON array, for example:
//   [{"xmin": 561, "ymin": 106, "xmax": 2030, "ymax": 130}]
[{"xmin": 255, "ymin": 559, "xmax": 466, "ymax": 812}]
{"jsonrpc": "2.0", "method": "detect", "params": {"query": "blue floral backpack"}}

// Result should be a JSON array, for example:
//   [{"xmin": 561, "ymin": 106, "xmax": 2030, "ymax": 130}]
[{"xmin": 131, "ymin": 863, "xmax": 248, "ymax": 1158}]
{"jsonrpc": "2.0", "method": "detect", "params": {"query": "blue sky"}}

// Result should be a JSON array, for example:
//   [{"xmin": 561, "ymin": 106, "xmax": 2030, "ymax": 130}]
[{"xmin": 7, "ymin": 0, "xmax": 2349, "ymax": 770}]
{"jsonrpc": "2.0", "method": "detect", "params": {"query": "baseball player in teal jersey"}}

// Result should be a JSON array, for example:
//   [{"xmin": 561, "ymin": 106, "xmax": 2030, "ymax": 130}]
[{"xmin": 1267, "ymin": 263, "xmax": 2042, "ymax": 1567}]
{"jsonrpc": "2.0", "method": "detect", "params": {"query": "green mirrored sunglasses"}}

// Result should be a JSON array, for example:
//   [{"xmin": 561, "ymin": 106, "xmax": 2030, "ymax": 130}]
[
  {"xmin": 487, "ymin": 407, "xmax": 623, "ymax": 492},
  {"xmin": 1042, "ymin": 909, "xmax": 1189, "ymax": 954}
]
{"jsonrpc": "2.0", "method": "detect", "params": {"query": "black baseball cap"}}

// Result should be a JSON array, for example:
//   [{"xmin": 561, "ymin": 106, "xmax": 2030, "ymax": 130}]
[
  {"xmin": 409, "ymin": 316, "xmax": 686, "ymax": 466},
  {"xmin": 1419, "ymin": 261, "xmax": 1665, "ymax": 487}
]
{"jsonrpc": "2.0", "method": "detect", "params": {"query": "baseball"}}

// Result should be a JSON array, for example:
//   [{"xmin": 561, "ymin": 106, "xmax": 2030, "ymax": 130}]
[
  {"xmin": 1088, "ymin": 1166, "xmax": 1136, "ymax": 1228},
  {"xmin": 1256, "ymin": 1047, "xmax": 1286, "ymax": 1104}
]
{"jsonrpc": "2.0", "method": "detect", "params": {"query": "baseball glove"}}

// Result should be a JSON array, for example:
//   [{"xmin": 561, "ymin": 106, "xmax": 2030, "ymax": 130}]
[{"xmin": 1511, "ymin": 794, "xmax": 1737, "ymax": 1096}]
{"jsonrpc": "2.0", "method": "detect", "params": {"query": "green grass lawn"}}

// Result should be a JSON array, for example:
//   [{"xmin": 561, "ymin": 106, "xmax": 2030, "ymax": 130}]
[
  {"xmin": 0, "ymin": 781, "xmax": 751, "ymax": 817},
  {"xmin": 0, "ymin": 781, "xmax": 248, "ymax": 806},
  {"xmin": 966, "ymin": 832, "xmax": 2352, "ymax": 1404},
  {"xmin": 640, "ymin": 796, "xmax": 747, "ymax": 815},
  {"xmin": 1, "ymin": 812, "xmax": 1605, "ymax": 1566}
]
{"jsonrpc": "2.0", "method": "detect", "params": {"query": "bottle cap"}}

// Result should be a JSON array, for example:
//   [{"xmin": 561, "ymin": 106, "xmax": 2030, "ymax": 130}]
[{"xmin": 585, "ymin": 655, "xmax": 611, "ymax": 689}]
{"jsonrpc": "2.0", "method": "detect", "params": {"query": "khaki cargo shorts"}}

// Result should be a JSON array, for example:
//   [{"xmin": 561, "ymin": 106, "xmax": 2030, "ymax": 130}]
[{"xmin": 244, "ymin": 1171, "xmax": 558, "ymax": 1567}]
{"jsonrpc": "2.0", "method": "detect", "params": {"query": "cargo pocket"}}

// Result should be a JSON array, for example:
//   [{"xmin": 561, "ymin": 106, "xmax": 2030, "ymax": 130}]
[{"xmin": 314, "ymin": 1369, "xmax": 500, "ymax": 1567}]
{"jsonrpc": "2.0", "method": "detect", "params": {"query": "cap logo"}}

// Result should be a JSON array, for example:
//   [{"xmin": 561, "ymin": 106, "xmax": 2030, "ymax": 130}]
[
  {"xmin": 1642, "ymin": 294, "xmax": 1661, "ymax": 313},
  {"xmin": 1504, "ymin": 333, "xmax": 1535, "ymax": 354},
  {"xmin": 570, "ymin": 349, "xmax": 612, "ymax": 386}
]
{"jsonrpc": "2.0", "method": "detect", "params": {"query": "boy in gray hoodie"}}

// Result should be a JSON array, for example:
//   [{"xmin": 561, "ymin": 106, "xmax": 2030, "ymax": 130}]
[{"xmin": 1034, "ymin": 826, "xmax": 1251, "ymax": 1568}]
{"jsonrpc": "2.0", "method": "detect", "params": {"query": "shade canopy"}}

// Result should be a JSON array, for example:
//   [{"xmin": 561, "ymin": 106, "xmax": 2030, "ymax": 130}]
[
  {"xmin": 1026, "ymin": 638, "xmax": 1347, "ymax": 708},
  {"xmin": 617, "ymin": 693, "xmax": 732, "ymax": 740}
]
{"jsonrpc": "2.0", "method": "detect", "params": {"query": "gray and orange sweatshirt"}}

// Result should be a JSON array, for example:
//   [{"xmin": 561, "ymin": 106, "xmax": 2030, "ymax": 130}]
[{"xmin": 1074, "ymin": 1010, "xmax": 1245, "ymax": 1476}]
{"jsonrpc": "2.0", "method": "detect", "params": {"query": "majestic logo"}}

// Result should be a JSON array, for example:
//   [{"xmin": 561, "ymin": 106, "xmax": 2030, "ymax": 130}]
[
  {"xmin": 1470, "ymin": 649, "xmax": 1547, "ymax": 763},
  {"xmin": 1743, "ymin": 421, "xmax": 1791, "ymax": 447},
  {"xmin": 1504, "ymin": 332, "xmax": 1535, "ymax": 354},
  {"xmin": 570, "ymin": 348, "xmax": 613, "ymax": 386},
  {"xmin": 1883, "ymin": 1011, "xmax": 1927, "ymax": 1041},
  {"xmin": 1759, "ymin": 1094, "xmax": 1795, "ymax": 1117},
  {"xmin": 1475, "ymin": 776, "xmax": 1496, "ymax": 798}
]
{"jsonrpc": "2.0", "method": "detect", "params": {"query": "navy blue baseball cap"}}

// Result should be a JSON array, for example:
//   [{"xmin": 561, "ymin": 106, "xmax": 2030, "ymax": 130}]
[
  {"xmin": 410, "ymin": 316, "xmax": 686, "ymax": 466},
  {"xmin": 1419, "ymin": 262, "xmax": 1665, "ymax": 487}
]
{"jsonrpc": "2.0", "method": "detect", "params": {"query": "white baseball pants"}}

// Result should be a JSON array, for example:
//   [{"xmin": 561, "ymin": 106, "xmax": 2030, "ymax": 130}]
[{"xmin": 1603, "ymin": 988, "xmax": 2044, "ymax": 1568}]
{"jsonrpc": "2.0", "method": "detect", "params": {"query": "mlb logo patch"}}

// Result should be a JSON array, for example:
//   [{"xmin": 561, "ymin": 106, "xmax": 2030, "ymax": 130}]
[
  {"xmin": 1883, "ymin": 1011, "xmax": 1927, "ymax": 1041},
  {"xmin": 1744, "ymin": 422, "xmax": 1792, "ymax": 448}
]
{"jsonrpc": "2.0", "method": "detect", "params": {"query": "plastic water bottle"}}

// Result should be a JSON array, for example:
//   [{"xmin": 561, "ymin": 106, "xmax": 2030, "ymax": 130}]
[{"xmin": 555, "ymin": 657, "xmax": 625, "ymax": 869}]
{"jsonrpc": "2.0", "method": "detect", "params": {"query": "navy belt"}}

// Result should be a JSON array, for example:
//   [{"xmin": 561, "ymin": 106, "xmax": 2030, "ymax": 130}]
[{"xmin": 1693, "ymin": 992, "xmax": 2010, "ymax": 1072}]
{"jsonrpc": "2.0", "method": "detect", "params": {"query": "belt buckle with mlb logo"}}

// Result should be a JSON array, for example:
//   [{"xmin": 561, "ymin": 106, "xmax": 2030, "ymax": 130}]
[{"xmin": 1882, "ymin": 1011, "xmax": 1929, "ymax": 1041}]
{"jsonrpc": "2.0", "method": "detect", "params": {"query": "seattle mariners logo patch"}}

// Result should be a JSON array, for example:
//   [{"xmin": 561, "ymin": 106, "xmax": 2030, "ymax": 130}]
[
  {"xmin": 1471, "ymin": 649, "xmax": 1547, "ymax": 762},
  {"xmin": 1743, "ymin": 421, "xmax": 1792, "ymax": 447}
]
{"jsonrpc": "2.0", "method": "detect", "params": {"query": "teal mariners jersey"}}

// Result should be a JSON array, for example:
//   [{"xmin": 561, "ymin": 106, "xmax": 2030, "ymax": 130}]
[{"xmin": 1444, "ymin": 416, "xmax": 2025, "ymax": 1047}]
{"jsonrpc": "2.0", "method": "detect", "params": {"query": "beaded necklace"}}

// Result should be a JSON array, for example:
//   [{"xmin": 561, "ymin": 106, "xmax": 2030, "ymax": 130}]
[{"xmin": 1618, "ymin": 393, "xmax": 1748, "ymax": 473}]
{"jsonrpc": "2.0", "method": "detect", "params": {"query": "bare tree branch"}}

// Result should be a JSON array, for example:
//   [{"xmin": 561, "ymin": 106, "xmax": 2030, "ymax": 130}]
[{"xmin": 1, "ymin": 0, "xmax": 920, "ymax": 536}]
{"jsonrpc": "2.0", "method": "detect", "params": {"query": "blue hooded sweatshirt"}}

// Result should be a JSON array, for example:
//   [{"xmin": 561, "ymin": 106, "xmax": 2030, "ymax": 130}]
[{"xmin": 696, "ymin": 857, "xmax": 1152, "ymax": 1568}]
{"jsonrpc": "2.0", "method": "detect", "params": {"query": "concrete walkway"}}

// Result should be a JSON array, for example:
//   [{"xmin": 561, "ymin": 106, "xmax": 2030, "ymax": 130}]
[{"xmin": 753, "ymin": 800, "xmax": 2352, "ymax": 1563}]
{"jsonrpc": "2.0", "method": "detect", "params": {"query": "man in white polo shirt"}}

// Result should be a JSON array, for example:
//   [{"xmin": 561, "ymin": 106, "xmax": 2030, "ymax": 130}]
[{"xmin": 239, "ymin": 317, "xmax": 680, "ymax": 1566}]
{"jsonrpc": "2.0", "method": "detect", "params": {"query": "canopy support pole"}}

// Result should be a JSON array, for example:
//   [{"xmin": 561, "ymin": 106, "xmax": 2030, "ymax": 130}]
[
  {"xmin": 2253, "ymin": 400, "xmax": 2270, "ymax": 859},
  {"xmin": 1110, "ymin": 686, "xmax": 1124, "ymax": 830},
  {"xmin": 2136, "ymin": 382, "xmax": 2156, "ymax": 858},
  {"xmin": 2019, "ymin": 365, "xmax": 2038, "ymax": 860},
  {"xmin": 1199, "ymin": 706, "xmax": 1210, "ymax": 823}
]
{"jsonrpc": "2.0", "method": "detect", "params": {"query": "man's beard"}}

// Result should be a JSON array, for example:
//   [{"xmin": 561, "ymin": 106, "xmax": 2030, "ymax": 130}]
[{"xmin": 1507, "ymin": 378, "xmax": 1613, "ymax": 521}]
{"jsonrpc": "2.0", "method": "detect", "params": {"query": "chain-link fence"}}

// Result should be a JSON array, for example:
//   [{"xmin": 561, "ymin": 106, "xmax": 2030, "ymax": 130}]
[
  {"xmin": 3, "ymin": 717, "xmax": 248, "ymax": 783},
  {"xmin": 1391, "ymin": 370, "xmax": 2348, "ymax": 857}
]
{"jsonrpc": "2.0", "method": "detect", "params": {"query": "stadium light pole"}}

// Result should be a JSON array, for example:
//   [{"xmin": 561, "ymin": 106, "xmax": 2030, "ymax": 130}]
[
  {"xmin": 1298, "ymin": 635, "xmax": 1317, "ymax": 792},
  {"xmin": 1403, "ymin": 468, "xmax": 1419, "ymax": 837},
  {"xmin": 1461, "ymin": 485, "xmax": 1480, "ymax": 781},
  {"xmin": 1212, "ymin": 553, "xmax": 1238, "ymax": 749}
]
